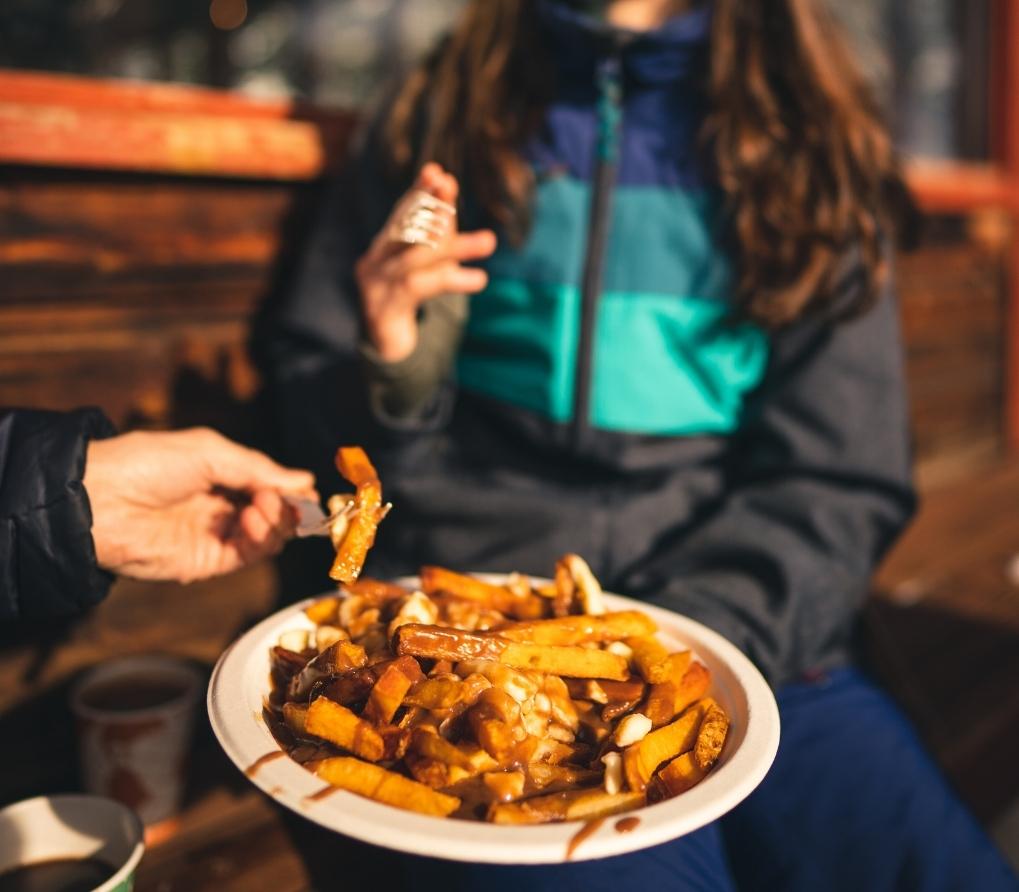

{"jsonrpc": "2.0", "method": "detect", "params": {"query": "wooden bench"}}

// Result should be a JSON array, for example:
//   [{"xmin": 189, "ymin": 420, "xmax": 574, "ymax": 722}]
[
  {"xmin": 869, "ymin": 459, "xmax": 1019, "ymax": 823},
  {"xmin": 2, "ymin": 72, "xmax": 1019, "ymax": 884}
]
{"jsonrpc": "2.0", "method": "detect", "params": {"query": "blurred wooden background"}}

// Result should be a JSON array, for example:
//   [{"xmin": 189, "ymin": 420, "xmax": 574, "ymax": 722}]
[
  {"xmin": 0, "ymin": 72, "xmax": 1012, "ymax": 483},
  {"xmin": 1, "ymin": 68, "xmax": 1019, "ymax": 855}
]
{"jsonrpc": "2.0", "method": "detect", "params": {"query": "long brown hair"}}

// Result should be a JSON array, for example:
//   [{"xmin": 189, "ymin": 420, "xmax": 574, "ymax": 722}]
[{"xmin": 383, "ymin": 0, "xmax": 906, "ymax": 328}]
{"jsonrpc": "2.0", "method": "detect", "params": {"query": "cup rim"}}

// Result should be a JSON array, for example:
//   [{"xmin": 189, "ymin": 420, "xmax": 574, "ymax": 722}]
[
  {"xmin": 70, "ymin": 654, "xmax": 204, "ymax": 724},
  {"xmin": 0, "ymin": 793, "xmax": 145, "ymax": 890}
]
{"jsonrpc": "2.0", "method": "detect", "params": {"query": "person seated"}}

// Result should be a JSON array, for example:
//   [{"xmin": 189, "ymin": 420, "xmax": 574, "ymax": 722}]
[{"xmin": 258, "ymin": 0, "xmax": 1019, "ymax": 888}]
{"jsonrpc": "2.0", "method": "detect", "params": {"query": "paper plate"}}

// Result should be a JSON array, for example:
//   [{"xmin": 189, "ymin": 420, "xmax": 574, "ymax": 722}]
[{"xmin": 208, "ymin": 579, "xmax": 779, "ymax": 864}]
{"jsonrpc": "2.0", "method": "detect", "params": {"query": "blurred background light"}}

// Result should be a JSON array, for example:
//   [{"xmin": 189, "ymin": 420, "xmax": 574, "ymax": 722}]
[{"xmin": 210, "ymin": 0, "xmax": 248, "ymax": 32}]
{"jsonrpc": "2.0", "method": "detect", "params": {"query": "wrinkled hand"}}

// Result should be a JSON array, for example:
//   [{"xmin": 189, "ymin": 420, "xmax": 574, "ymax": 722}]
[
  {"xmin": 356, "ymin": 162, "xmax": 497, "ymax": 362},
  {"xmin": 84, "ymin": 428, "xmax": 317, "ymax": 583}
]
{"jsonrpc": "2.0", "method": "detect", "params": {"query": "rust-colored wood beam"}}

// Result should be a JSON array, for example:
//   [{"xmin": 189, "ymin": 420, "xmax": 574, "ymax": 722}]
[
  {"xmin": 905, "ymin": 162, "xmax": 1019, "ymax": 214},
  {"xmin": 0, "ymin": 69, "xmax": 354, "ymax": 181},
  {"xmin": 990, "ymin": 0, "xmax": 1019, "ymax": 450},
  {"xmin": 1006, "ymin": 0, "xmax": 1019, "ymax": 451},
  {"xmin": 1, "ymin": 69, "xmax": 313, "ymax": 119}
]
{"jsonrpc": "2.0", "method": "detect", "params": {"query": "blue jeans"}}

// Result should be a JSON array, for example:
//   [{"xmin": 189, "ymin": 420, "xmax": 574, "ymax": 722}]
[{"xmin": 375, "ymin": 668, "xmax": 1019, "ymax": 892}]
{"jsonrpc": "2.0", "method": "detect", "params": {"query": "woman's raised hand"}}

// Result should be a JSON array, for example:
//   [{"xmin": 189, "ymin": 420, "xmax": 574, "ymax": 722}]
[{"xmin": 355, "ymin": 163, "xmax": 497, "ymax": 362}]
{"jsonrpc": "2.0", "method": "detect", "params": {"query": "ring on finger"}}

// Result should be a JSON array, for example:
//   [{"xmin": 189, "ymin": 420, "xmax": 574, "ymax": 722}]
[{"xmin": 389, "ymin": 190, "xmax": 455, "ymax": 247}]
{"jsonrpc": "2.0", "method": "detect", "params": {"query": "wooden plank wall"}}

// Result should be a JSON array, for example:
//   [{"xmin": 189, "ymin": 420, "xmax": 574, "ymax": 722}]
[
  {"xmin": 0, "ymin": 71, "xmax": 355, "ymax": 441},
  {"xmin": 897, "ymin": 214, "xmax": 1008, "ymax": 488},
  {"xmin": 1, "ymin": 169, "xmax": 303, "ymax": 434}
]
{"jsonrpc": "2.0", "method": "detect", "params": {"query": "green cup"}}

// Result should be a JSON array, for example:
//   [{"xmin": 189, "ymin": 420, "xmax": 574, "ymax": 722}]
[{"xmin": 0, "ymin": 794, "xmax": 144, "ymax": 891}]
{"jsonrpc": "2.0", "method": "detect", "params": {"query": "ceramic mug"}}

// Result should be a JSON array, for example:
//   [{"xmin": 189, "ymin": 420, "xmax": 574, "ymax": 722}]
[
  {"xmin": 0, "ymin": 793, "xmax": 144, "ymax": 891},
  {"xmin": 71, "ymin": 655, "xmax": 203, "ymax": 827}
]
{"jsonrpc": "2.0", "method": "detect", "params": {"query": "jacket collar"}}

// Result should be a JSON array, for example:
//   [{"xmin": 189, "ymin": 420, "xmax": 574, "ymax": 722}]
[{"xmin": 537, "ymin": 0, "xmax": 712, "ymax": 86}]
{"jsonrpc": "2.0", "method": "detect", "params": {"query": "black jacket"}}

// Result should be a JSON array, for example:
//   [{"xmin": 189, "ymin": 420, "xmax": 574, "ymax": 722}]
[
  {"xmin": 257, "ymin": 148, "xmax": 917, "ymax": 690},
  {"xmin": 0, "ymin": 408, "xmax": 116, "ymax": 620}
]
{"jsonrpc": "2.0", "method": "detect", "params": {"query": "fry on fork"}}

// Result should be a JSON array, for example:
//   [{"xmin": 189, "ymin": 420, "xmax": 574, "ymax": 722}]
[{"xmin": 329, "ymin": 446, "xmax": 389, "ymax": 584}]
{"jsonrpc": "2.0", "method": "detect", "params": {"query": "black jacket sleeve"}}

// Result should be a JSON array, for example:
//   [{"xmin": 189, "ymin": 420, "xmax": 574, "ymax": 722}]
[
  {"xmin": 0, "ymin": 408, "xmax": 117, "ymax": 620},
  {"xmin": 621, "ymin": 267, "xmax": 917, "ymax": 687}
]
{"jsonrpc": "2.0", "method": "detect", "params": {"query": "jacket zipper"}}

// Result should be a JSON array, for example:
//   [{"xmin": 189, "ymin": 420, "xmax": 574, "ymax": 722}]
[{"xmin": 572, "ymin": 41, "xmax": 625, "ymax": 448}]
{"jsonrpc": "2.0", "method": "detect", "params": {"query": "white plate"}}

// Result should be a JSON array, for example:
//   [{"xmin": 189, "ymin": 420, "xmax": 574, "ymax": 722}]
[{"xmin": 208, "ymin": 578, "xmax": 780, "ymax": 864}]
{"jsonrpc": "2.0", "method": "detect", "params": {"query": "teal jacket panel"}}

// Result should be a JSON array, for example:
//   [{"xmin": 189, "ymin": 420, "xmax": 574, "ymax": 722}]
[{"xmin": 456, "ymin": 176, "xmax": 769, "ymax": 434}]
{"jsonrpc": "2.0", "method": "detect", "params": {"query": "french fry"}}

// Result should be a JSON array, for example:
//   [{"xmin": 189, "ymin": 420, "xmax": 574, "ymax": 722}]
[
  {"xmin": 420, "ymin": 566, "xmax": 546, "ymax": 620},
  {"xmin": 318, "ymin": 668, "xmax": 377, "ymax": 706},
  {"xmin": 395, "ymin": 624, "xmax": 629, "ymax": 680},
  {"xmin": 317, "ymin": 656, "xmax": 417, "ymax": 713},
  {"xmin": 379, "ymin": 725, "xmax": 411, "ymax": 761},
  {"xmin": 483, "ymin": 770, "xmax": 526, "ymax": 802},
  {"xmin": 645, "ymin": 659, "xmax": 709, "ymax": 727},
  {"xmin": 410, "ymin": 727, "xmax": 475, "ymax": 770},
  {"xmin": 654, "ymin": 751, "xmax": 706, "ymax": 799},
  {"xmin": 625, "ymin": 636, "xmax": 673, "ymax": 684},
  {"xmin": 429, "ymin": 659, "xmax": 455, "ymax": 676},
  {"xmin": 454, "ymin": 660, "xmax": 540, "ymax": 703},
  {"xmin": 329, "ymin": 447, "xmax": 388, "ymax": 584},
  {"xmin": 473, "ymin": 686, "xmax": 522, "ymax": 724},
  {"xmin": 488, "ymin": 788, "xmax": 644, "ymax": 825},
  {"xmin": 496, "ymin": 611, "xmax": 656, "ymax": 646},
  {"xmin": 470, "ymin": 715, "xmax": 518, "ymax": 763},
  {"xmin": 531, "ymin": 736, "xmax": 591, "ymax": 765},
  {"xmin": 623, "ymin": 700, "xmax": 706, "ymax": 792},
  {"xmin": 565, "ymin": 677, "xmax": 647, "ymax": 705},
  {"xmin": 404, "ymin": 676, "xmax": 470, "ymax": 710},
  {"xmin": 491, "ymin": 640, "xmax": 629, "ymax": 681},
  {"xmin": 468, "ymin": 688, "xmax": 522, "ymax": 762},
  {"xmin": 330, "ymin": 641, "xmax": 370, "ymax": 671},
  {"xmin": 660, "ymin": 650, "xmax": 693, "ymax": 683},
  {"xmin": 562, "ymin": 554, "xmax": 606, "ymax": 615},
  {"xmin": 543, "ymin": 674, "xmax": 579, "ymax": 730},
  {"xmin": 288, "ymin": 640, "xmax": 369, "ymax": 700},
  {"xmin": 444, "ymin": 742, "xmax": 500, "ymax": 783},
  {"xmin": 304, "ymin": 596, "xmax": 341, "ymax": 626},
  {"xmin": 305, "ymin": 697, "xmax": 385, "ymax": 761},
  {"xmin": 552, "ymin": 557, "xmax": 576, "ymax": 617},
  {"xmin": 363, "ymin": 658, "xmax": 421, "ymax": 725},
  {"xmin": 405, "ymin": 753, "xmax": 454, "ymax": 789},
  {"xmin": 312, "ymin": 756, "xmax": 460, "ymax": 817},
  {"xmin": 694, "ymin": 699, "xmax": 729, "ymax": 771},
  {"xmin": 528, "ymin": 763, "xmax": 602, "ymax": 791},
  {"xmin": 342, "ymin": 577, "xmax": 412, "ymax": 605}
]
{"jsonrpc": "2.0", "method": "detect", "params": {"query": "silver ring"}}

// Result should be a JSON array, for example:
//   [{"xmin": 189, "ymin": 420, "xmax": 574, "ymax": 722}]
[{"xmin": 388, "ymin": 190, "xmax": 455, "ymax": 248}]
